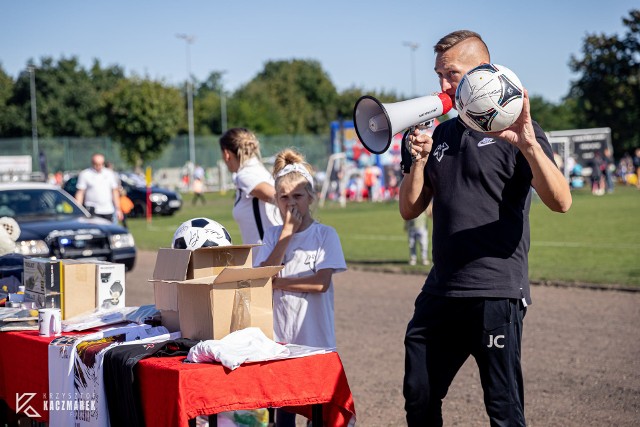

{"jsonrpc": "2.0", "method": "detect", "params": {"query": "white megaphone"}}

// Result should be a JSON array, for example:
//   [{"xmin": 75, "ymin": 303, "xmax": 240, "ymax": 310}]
[{"xmin": 353, "ymin": 93, "xmax": 453, "ymax": 154}]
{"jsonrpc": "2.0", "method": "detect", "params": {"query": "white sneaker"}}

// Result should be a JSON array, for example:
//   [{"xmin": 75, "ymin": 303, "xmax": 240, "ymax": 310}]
[
  {"xmin": 422, "ymin": 259, "xmax": 430, "ymax": 266},
  {"xmin": 409, "ymin": 257, "xmax": 417, "ymax": 266}
]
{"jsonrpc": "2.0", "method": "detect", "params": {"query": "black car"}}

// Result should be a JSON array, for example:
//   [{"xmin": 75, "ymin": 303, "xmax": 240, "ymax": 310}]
[
  {"xmin": 64, "ymin": 172, "xmax": 182, "ymax": 217},
  {"xmin": 0, "ymin": 182, "xmax": 136, "ymax": 270}
]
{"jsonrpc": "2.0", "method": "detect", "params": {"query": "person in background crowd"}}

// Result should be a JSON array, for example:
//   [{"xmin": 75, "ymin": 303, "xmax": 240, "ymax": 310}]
[
  {"xmin": 219, "ymin": 128, "xmax": 281, "ymax": 260},
  {"xmin": 602, "ymin": 148, "xmax": 615, "ymax": 193},
  {"xmin": 405, "ymin": 206, "xmax": 430, "ymax": 266},
  {"xmin": 399, "ymin": 29, "xmax": 571, "ymax": 426},
  {"xmin": 590, "ymin": 152, "xmax": 605, "ymax": 196},
  {"xmin": 75, "ymin": 153, "xmax": 122, "ymax": 222},
  {"xmin": 191, "ymin": 177, "xmax": 206, "ymax": 206},
  {"xmin": 633, "ymin": 148, "xmax": 640, "ymax": 189},
  {"xmin": 119, "ymin": 187, "xmax": 134, "ymax": 228}
]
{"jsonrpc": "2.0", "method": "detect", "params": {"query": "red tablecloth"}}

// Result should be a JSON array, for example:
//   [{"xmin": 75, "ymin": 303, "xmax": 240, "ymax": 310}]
[
  {"xmin": 0, "ymin": 330, "xmax": 356, "ymax": 426},
  {"xmin": 0, "ymin": 331, "xmax": 57, "ymax": 422},
  {"xmin": 137, "ymin": 352, "xmax": 356, "ymax": 427}
]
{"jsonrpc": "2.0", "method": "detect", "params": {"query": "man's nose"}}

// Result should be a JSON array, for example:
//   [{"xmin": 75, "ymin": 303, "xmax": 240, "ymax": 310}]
[{"xmin": 440, "ymin": 78, "xmax": 452, "ymax": 92}]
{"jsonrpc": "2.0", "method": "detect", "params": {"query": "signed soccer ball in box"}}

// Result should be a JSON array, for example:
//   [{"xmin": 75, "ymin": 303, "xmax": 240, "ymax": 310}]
[{"xmin": 172, "ymin": 217, "xmax": 232, "ymax": 250}]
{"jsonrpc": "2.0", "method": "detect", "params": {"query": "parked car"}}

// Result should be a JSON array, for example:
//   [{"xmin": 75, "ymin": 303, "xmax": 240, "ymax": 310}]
[
  {"xmin": 63, "ymin": 172, "xmax": 182, "ymax": 217},
  {"xmin": 0, "ymin": 182, "xmax": 136, "ymax": 270}
]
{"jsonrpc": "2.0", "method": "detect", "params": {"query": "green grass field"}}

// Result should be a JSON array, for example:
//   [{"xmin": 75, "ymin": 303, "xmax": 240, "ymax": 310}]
[{"xmin": 127, "ymin": 185, "xmax": 640, "ymax": 287}]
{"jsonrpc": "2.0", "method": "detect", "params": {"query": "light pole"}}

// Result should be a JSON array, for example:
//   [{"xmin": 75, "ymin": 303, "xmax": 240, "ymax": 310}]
[
  {"xmin": 27, "ymin": 66, "xmax": 39, "ymax": 169},
  {"xmin": 176, "ymin": 33, "xmax": 196, "ymax": 172},
  {"xmin": 402, "ymin": 41, "xmax": 420, "ymax": 97}
]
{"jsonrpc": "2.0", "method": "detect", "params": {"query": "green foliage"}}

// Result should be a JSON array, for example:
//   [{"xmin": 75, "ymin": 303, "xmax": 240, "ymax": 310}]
[
  {"xmin": 103, "ymin": 78, "xmax": 184, "ymax": 169},
  {"xmin": 127, "ymin": 185, "xmax": 640, "ymax": 287},
  {"xmin": 18, "ymin": 57, "xmax": 99, "ymax": 137},
  {"xmin": 336, "ymin": 87, "xmax": 401, "ymax": 121},
  {"xmin": 0, "ymin": 65, "xmax": 23, "ymax": 136},
  {"xmin": 0, "ymin": 57, "xmax": 125, "ymax": 138},
  {"xmin": 232, "ymin": 59, "xmax": 338, "ymax": 135},
  {"xmin": 568, "ymin": 9, "xmax": 640, "ymax": 156},
  {"xmin": 193, "ymin": 71, "xmax": 227, "ymax": 135},
  {"xmin": 529, "ymin": 95, "xmax": 578, "ymax": 131}
]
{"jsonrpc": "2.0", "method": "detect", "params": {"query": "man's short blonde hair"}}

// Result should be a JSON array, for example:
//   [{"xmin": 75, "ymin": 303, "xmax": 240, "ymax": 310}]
[{"xmin": 434, "ymin": 30, "xmax": 490, "ymax": 58}]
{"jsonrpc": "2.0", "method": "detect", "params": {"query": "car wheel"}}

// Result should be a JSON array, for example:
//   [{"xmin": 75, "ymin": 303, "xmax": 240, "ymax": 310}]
[{"xmin": 132, "ymin": 203, "xmax": 146, "ymax": 218}]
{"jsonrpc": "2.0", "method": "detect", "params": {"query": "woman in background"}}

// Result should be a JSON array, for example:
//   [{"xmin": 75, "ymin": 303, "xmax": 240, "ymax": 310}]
[{"xmin": 219, "ymin": 128, "xmax": 281, "ymax": 260}]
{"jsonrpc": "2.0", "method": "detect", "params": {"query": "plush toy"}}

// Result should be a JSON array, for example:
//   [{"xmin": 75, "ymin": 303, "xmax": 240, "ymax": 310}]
[{"xmin": 0, "ymin": 217, "xmax": 20, "ymax": 256}]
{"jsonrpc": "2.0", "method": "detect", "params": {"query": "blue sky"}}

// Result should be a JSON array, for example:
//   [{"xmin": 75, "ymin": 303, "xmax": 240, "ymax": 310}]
[{"xmin": 1, "ymin": 1, "xmax": 637, "ymax": 104}]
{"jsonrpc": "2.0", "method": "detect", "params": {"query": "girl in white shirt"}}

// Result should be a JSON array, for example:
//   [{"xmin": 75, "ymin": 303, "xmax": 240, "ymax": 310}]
[
  {"xmin": 219, "ymin": 128, "xmax": 281, "ymax": 259},
  {"xmin": 253, "ymin": 149, "xmax": 347, "ymax": 427}
]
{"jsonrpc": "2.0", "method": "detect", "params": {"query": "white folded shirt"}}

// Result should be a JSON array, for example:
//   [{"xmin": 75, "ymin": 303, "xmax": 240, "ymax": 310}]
[{"xmin": 187, "ymin": 327, "xmax": 288, "ymax": 370}]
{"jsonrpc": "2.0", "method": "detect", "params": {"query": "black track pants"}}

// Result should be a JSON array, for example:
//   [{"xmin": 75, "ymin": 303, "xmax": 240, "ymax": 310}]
[{"xmin": 403, "ymin": 293, "xmax": 526, "ymax": 427}]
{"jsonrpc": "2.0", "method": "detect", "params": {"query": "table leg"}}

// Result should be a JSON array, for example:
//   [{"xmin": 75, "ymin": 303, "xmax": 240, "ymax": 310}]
[
  {"xmin": 311, "ymin": 403, "xmax": 323, "ymax": 426},
  {"xmin": 0, "ymin": 399, "xmax": 19, "ymax": 427}
]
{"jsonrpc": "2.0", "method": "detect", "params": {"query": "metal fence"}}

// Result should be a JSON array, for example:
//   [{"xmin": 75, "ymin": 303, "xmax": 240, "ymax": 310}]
[{"xmin": 0, "ymin": 134, "xmax": 332, "ymax": 175}]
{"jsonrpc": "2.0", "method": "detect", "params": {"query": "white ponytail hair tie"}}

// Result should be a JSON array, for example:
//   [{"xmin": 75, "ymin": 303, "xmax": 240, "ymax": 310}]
[{"xmin": 276, "ymin": 163, "xmax": 314, "ymax": 189}]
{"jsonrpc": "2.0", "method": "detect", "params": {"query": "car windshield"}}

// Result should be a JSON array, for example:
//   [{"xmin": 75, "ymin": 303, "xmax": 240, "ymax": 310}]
[
  {"xmin": 120, "ymin": 173, "xmax": 147, "ymax": 187},
  {"xmin": 0, "ymin": 188, "xmax": 87, "ymax": 219}
]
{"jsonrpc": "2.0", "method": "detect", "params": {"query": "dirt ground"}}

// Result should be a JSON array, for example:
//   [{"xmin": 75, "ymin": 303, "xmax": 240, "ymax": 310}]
[{"xmin": 127, "ymin": 251, "xmax": 640, "ymax": 426}]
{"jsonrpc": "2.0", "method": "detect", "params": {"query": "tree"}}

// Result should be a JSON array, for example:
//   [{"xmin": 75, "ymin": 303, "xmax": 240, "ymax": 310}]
[
  {"xmin": 0, "ymin": 65, "xmax": 25, "ymax": 137},
  {"xmin": 336, "ymin": 87, "xmax": 401, "ymax": 122},
  {"xmin": 231, "ymin": 59, "xmax": 338, "ymax": 134},
  {"xmin": 194, "ymin": 71, "xmax": 226, "ymax": 135},
  {"xmin": 103, "ymin": 78, "xmax": 184, "ymax": 169},
  {"xmin": 89, "ymin": 60, "xmax": 125, "ymax": 134},
  {"xmin": 568, "ymin": 9, "xmax": 640, "ymax": 156},
  {"xmin": 16, "ymin": 57, "xmax": 100, "ymax": 137},
  {"xmin": 528, "ymin": 95, "xmax": 578, "ymax": 131},
  {"xmin": 0, "ymin": 57, "xmax": 126, "ymax": 138}
]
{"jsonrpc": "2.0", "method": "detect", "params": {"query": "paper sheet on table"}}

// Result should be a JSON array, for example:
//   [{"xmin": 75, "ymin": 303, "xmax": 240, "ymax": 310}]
[{"xmin": 62, "ymin": 305, "xmax": 161, "ymax": 331}]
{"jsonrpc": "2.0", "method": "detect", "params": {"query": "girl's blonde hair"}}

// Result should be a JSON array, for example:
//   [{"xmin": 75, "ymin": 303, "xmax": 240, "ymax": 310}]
[
  {"xmin": 273, "ymin": 148, "xmax": 316, "ymax": 200},
  {"xmin": 219, "ymin": 128, "xmax": 262, "ymax": 167}
]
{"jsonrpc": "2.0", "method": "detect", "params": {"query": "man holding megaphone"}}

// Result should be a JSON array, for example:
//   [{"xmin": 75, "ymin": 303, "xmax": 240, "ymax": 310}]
[{"xmin": 392, "ymin": 30, "xmax": 572, "ymax": 426}]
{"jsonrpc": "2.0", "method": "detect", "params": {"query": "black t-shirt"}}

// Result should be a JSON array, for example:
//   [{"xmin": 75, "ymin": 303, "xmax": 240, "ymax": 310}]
[{"xmin": 422, "ymin": 117, "xmax": 555, "ymax": 304}]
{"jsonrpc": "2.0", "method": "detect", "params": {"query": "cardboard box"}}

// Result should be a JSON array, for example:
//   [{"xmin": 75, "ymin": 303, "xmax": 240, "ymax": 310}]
[
  {"xmin": 151, "ymin": 245, "xmax": 256, "ymax": 332},
  {"xmin": 23, "ymin": 259, "xmax": 96, "ymax": 319},
  {"xmin": 23, "ymin": 258, "xmax": 61, "ymax": 295},
  {"xmin": 94, "ymin": 262, "xmax": 126, "ymax": 310},
  {"xmin": 61, "ymin": 261, "xmax": 97, "ymax": 319},
  {"xmin": 24, "ymin": 290, "xmax": 61, "ymax": 312},
  {"xmin": 152, "ymin": 266, "xmax": 281, "ymax": 341},
  {"xmin": 23, "ymin": 258, "xmax": 62, "ymax": 313}
]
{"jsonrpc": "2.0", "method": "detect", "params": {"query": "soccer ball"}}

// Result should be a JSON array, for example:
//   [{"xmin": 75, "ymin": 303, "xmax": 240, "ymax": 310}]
[
  {"xmin": 171, "ymin": 217, "xmax": 232, "ymax": 249},
  {"xmin": 455, "ymin": 63, "xmax": 524, "ymax": 132}
]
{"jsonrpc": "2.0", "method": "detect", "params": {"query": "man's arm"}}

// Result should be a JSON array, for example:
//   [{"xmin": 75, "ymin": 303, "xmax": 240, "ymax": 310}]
[
  {"xmin": 399, "ymin": 129, "xmax": 433, "ymax": 220},
  {"xmin": 75, "ymin": 189, "xmax": 85, "ymax": 206},
  {"xmin": 112, "ymin": 188, "xmax": 123, "ymax": 221},
  {"xmin": 493, "ymin": 90, "xmax": 572, "ymax": 213}
]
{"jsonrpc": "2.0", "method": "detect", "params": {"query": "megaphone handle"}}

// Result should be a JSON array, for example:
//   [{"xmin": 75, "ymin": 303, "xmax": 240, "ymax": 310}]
[{"xmin": 400, "ymin": 130, "xmax": 413, "ymax": 174}]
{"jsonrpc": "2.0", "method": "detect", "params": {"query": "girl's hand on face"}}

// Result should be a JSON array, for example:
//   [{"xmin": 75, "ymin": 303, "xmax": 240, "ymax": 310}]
[
  {"xmin": 288, "ymin": 206, "xmax": 303, "ymax": 232},
  {"xmin": 282, "ymin": 205, "xmax": 302, "ymax": 234}
]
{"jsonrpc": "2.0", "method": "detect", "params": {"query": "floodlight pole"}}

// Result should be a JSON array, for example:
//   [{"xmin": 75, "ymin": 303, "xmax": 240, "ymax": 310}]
[
  {"xmin": 176, "ymin": 33, "xmax": 196, "ymax": 173},
  {"xmin": 403, "ymin": 41, "xmax": 419, "ymax": 97},
  {"xmin": 28, "ymin": 65, "xmax": 39, "ymax": 170}
]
